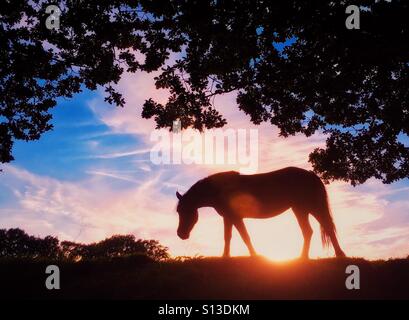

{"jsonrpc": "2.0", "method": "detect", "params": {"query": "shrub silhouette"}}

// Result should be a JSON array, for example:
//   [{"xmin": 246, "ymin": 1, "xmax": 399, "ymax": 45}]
[
  {"xmin": 0, "ymin": 228, "xmax": 169, "ymax": 262},
  {"xmin": 0, "ymin": 228, "xmax": 59, "ymax": 259}
]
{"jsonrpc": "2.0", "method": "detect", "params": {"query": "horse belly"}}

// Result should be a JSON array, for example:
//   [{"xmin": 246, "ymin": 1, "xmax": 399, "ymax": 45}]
[
  {"xmin": 228, "ymin": 193, "xmax": 290, "ymax": 218},
  {"xmin": 258, "ymin": 203, "xmax": 291, "ymax": 218}
]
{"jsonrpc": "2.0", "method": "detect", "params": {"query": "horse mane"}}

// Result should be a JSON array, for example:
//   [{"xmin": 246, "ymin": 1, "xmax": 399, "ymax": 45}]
[
  {"xmin": 183, "ymin": 177, "xmax": 209, "ymax": 199},
  {"xmin": 182, "ymin": 171, "xmax": 240, "ymax": 206},
  {"xmin": 187, "ymin": 171, "xmax": 239, "ymax": 194}
]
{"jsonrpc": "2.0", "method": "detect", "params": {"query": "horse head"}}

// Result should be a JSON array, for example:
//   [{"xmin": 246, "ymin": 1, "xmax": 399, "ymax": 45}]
[{"xmin": 176, "ymin": 191, "xmax": 198, "ymax": 240}]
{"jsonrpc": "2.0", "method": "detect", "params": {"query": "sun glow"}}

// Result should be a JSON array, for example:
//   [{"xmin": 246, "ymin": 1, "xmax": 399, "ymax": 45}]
[
  {"xmin": 181, "ymin": 208, "xmax": 336, "ymax": 262},
  {"xmin": 242, "ymin": 213, "xmax": 330, "ymax": 261}
]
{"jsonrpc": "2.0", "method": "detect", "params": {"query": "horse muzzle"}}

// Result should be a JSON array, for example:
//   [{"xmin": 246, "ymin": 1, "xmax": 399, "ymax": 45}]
[{"xmin": 177, "ymin": 230, "xmax": 189, "ymax": 240}]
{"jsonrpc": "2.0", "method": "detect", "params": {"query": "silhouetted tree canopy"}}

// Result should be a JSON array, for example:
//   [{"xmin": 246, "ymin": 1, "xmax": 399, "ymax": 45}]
[
  {"xmin": 0, "ymin": 228, "xmax": 169, "ymax": 261},
  {"xmin": 1, "ymin": 0, "xmax": 409, "ymax": 184},
  {"xmin": 0, "ymin": 228, "xmax": 59, "ymax": 259}
]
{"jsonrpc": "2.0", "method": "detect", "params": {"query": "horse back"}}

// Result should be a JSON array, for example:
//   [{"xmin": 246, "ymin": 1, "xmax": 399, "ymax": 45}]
[{"xmin": 208, "ymin": 167, "xmax": 324, "ymax": 217}]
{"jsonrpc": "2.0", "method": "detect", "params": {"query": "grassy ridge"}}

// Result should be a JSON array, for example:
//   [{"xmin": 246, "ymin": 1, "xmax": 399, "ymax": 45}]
[{"xmin": 1, "ymin": 256, "xmax": 408, "ymax": 299}]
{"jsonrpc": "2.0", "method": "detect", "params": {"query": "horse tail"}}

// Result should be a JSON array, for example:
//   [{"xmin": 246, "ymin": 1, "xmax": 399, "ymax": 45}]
[
  {"xmin": 310, "ymin": 174, "xmax": 336, "ymax": 249},
  {"xmin": 319, "ymin": 194, "xmax": 336, "ymax": 249}
]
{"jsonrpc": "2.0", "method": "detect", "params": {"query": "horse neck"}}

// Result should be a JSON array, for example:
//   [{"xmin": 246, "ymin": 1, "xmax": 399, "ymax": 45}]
[{"xmin": 186, "ymin": 179, "xmax": 213, "ymax": 209}]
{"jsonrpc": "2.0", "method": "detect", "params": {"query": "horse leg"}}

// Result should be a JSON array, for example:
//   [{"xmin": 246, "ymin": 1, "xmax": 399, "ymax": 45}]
[
  {"xmin": 233, "ymin": 219, "xmax": 257, "ymax": 256},
  {"xmin": 223, "ymin": 217, "xmax": 233, "ymax": 257},
  {"xmin": 293, "ymin": 208, "xmax": 313, "ymax": 259}
]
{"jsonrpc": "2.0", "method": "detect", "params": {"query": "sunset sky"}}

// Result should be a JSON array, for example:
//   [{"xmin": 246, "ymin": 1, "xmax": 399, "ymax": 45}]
[{"xmin": 1, "ymin": 69, "xmax": 409, "ymax": 261}]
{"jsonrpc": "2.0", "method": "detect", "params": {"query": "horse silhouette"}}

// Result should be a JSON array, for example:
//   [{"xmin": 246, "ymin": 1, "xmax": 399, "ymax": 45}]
[{"xmin": 176, "ymin": 167, "xmax": 346, "ymax": 259}]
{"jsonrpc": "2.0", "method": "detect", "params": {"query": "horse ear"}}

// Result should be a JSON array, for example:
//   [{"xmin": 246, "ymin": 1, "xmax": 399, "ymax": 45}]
[{"xmin": 176, "ymin": 191, "xmax": 183, "ymax": 200}]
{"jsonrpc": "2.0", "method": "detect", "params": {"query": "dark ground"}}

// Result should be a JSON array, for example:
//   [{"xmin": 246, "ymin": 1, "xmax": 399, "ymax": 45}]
[{"xmin": 1, "ymin": 256, "xmax": 408, "ymax": 299}]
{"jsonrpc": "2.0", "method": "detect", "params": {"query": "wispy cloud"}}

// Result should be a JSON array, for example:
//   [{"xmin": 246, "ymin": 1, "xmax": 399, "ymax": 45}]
[
  {"xmin": 86, "ymin": 170, "xmax": 141, "ymax": 184},
  {"xmin": 0, "ymin": 165, "xmax": 185, "ymax": 250},
  {"xmin": 85, "ymin": 148, "xmax": 151, "ymax": 159}
]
